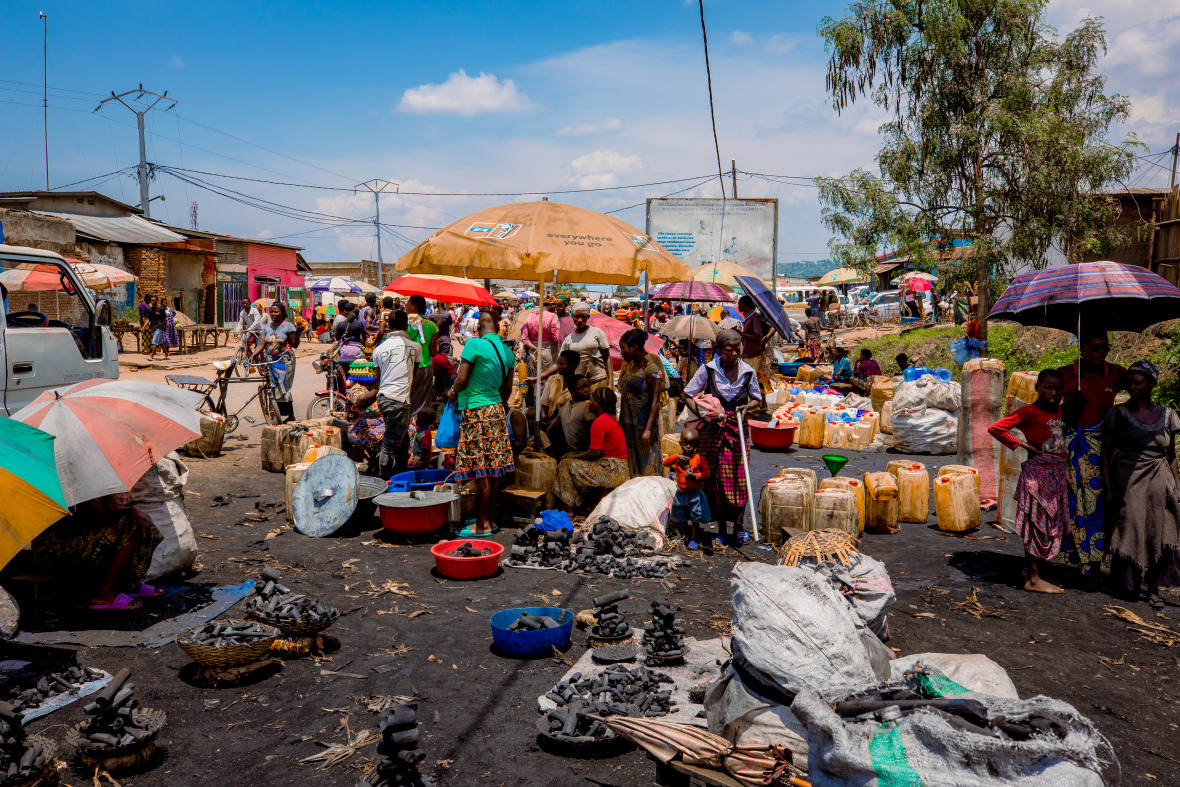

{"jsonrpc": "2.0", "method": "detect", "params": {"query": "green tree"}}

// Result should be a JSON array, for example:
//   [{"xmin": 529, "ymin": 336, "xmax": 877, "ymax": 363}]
[{"xmin": 814, "ymin": 0, "xmax": 1140, "ymax": 336}]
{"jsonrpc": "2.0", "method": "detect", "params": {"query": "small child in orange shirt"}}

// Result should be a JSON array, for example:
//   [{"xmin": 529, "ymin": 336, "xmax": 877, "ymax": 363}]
[{"xmin": 662, "ymin": 427, "xmax": 711, "ymax": 550}]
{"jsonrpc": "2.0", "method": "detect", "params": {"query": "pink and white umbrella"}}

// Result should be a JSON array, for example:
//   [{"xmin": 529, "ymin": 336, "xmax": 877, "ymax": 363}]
[
  {"xmin": 0, "ymin": 259, "xmax": 138, "ymax": 292},
  {"xmin": 12, "ymin": 379, "xmax": 204, "ymax": 506}
]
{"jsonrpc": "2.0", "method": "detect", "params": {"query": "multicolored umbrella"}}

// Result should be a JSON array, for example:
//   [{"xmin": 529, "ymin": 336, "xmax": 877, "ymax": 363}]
[
  {"xmin": 735, "ymin": 274, "xmax": 794, "ymax": 341},
  {"xmin": 692, "ymin": 262, "xmax": 767, "ymax": 290},
  {"xmin": 0, "ymin": 418, "xmax": 68, "ymax": 571},
  {"xmin": 386, "ymin": 273, "xmax": 495, "ymax": 306},
  {"xmin": 648, "ymin": 280, "xmax": 733, "ymax": 302},
  {"xmin": 988, "ymin": 260, "xmax": 1180, "ymax": 333},
  {"xmin": 308, "ymin": 277, "xmax": 364, "ymax": 294},
  {"xmin": 12, "ymin": 380, "xmax": 204, "ymax": 506},
  {"xmin": 0, "ymin": 259, "xmax": 137, "ymax": 292},
  {"xmin": 252, "ymin": 297, "xmax": 275, "ymax": 310},
  {"xmin": 315, "ymin": 303, "xmax": 338, "ymax": 317}
]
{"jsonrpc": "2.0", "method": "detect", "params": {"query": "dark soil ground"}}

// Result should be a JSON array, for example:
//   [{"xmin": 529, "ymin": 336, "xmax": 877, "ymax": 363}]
[{"xmin": 13, "ymin": 432, "xmax": 1180, "ymax": 787}]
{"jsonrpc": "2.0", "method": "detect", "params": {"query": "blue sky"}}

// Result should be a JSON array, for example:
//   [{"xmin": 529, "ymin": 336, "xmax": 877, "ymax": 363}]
[{"xmin": 1, "ymin": 0, "xmax": 1177, "ymax": 264}]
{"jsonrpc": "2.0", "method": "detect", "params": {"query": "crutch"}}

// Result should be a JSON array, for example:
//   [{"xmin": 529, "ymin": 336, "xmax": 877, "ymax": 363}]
[{"xmin": 735, "ymin": 408, "xmax": 759, "ymax": 542}]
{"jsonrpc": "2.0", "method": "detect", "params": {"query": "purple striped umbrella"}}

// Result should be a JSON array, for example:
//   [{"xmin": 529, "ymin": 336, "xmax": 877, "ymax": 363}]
[
  {"xmin": 648, "ymin": 280, "xmax": 733, "ymax": 302},
  {"xmin": 987, "ymin": 261, "xmax": 1180, "ymax": 333}
]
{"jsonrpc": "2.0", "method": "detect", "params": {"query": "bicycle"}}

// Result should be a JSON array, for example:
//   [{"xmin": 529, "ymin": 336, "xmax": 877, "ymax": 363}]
[
  {"xmin": 206, "ymin": 354, "xmax": 290, "ymax": 433},
  {"xmin": 232, "ymin": 329, "xmax": 264, "ymax": 377},
  {"xmin": 306, "ymin": 350, "xmax": 351, "ymax": 420}
]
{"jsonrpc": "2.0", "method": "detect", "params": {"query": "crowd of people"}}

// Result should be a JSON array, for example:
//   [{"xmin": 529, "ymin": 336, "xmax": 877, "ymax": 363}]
[
  {"xmin": 988, "ymin": 335, "xmax": 1180, "ymax": 606},
  {"xmin": 226, "ymin": 283, "xmax": 1177, "ymax": 605}
]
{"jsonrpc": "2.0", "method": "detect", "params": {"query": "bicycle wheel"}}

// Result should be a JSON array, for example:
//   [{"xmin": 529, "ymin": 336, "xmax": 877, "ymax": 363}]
[
  {"xmin": 306, "ymin": 392, "xmax": 347, "ymax": 421},
  {"xmin": 259, "ymin": 386, "xmax": 282, "ymax": 426},
  {"xmin": 234, "ymin": 345, "xmax": 252, "ymax": 377}
]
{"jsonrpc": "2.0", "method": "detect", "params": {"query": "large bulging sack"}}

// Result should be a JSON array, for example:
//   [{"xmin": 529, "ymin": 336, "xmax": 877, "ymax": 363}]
[
  {"xmin": 792, "ymin": 687, "xmax": 1107, "ymax": 787},
  {"xmin": 891, "ymin": 405, "xmax": 958, "ymax": 455},
  {"xmin": 797, "ymin": 553, "xmax": 895, "ymax": 641},
  {"xmin": 587, "ymin": 475, "xmax": 676, "ymax": 534},
  {"xmin": 956, "ymin": 358, "xmax": 1005, "ymax": 500},
  {"xmin": 894, "ymin": 375, "xmax": 962, "ymax": 412},
  {"xmin": 730, "ymin": 563, "xmax": 882, "ymax": 694},
  {"xmin": 889, "ymin": 653, "xmax": 1019, "ymax": 699}
]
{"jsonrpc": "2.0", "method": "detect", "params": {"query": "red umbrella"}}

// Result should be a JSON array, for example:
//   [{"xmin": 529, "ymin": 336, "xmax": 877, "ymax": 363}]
[
  {"xmin": 385, "ymin": 273, "xmax": 495, "ymax": 306},
  {"xmin": 559, "ymin": 315, "xmax": 663, "ymax": 370}
]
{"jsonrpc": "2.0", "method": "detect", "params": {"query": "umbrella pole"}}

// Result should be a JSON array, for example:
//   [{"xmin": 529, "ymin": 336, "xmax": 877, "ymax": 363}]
[
  {"xmin": 1077, "ymin": 310, "xmax": 1081, "ymax": 381},
  {"xmin": 736, "ymin": 408, "xmax": 760, "ymax": 542},
  {"xmin": 642, "ymin": 275, "xmax": 649, "ymax": 333},
  {"xmin": 534, "ymin": 278, "xmax": 546, "ymax": 452}
]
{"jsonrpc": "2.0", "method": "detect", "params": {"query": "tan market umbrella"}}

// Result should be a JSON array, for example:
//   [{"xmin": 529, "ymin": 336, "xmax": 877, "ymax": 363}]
[
  {"xmin": 816, "ymin": 267, "xmax": 865, "ymax": 285},
  {"xmin": 692, "ymin": 262, "xmax": 767, "ymax": 289},
  {"xmin": 396, "ymin": 200, "xmax": 691, "ymax": 447},
  {"xmin": 394, "ymin": 200, "xmax": 690, "ymax": 286}
]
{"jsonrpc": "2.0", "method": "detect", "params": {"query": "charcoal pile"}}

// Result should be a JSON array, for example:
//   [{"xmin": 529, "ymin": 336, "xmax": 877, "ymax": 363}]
[
  {"xmin": 0, "ymin": 700, "xmax": 51, "ymax": 780},
  {"xmin": 70, "ymin": 669, "xmax": 162, "ymax": 753},
  {"xmin": 508, "ymin": 525, "xmax": 571, "ymax": 568},
  {"xmin": 0, "ymin": 661, "xmax": 105, "ymax": 715},
  {"xmin": 507, "ymin": 613, "xmax": 560, "ymax": 632},
  {"xmin": 564, "ymin": 517, "xmax": 674, "ymax": 579},
  {"xmin": 182, "ymin": 620, "xmax": 274, "ymax": 647},
  {"xmin": 364, "ymin": 702, "xmax": 433, "ymax": 787},
  {"xmin": 244, "ymin": 568, "xmax": 336, "ymax": 629},
  {"xmin": 590, "ymin": 591, "xmax": 630, "ymax": 640},
  {"xmin": 540, "ymin": 664, "xmax": 676, "ymax": 742},
  {"xmin": 643, "ymin": 600, "xmax": 686, "ymax": 664},
  {"xmin": 446, "ymin": 542, "xmax": 492, "ymax": 557}
]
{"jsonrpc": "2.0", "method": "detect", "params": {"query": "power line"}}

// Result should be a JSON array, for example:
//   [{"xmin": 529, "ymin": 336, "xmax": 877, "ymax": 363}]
[
  {"xmin": 53, "ymin": 166, "xmax": 134, "ymax": 190},
  {"xmin": 698, "ymin": 0, "xmax": 726, "ymax": 199}
]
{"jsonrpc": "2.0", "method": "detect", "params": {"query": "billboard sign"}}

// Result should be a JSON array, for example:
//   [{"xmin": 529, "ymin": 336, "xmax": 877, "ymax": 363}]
[{"xmin": 645, "ymin": 198, "xmax": 778, "ymax": 282}]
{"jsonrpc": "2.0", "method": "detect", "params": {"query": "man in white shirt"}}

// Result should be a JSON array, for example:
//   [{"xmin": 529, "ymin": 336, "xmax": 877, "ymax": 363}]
[{"xmin": 371, "ymin": 310, "xmax": 421, "ymax": 479}]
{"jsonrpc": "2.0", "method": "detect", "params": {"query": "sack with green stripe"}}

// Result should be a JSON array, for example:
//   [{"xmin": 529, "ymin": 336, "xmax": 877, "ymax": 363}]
[{"xmin": 792, "ymin": 678, "xmax": 1111, "ymax": 786}]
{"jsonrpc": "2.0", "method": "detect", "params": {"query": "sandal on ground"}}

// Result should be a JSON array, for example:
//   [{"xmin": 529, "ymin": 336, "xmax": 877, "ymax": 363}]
[
  {"xmin": 89, "ymin": 593, "xmax": 142, "ymax": 611},
  {"xmin": 456, "ymin": 524, "xmax": 498, "ymax": 538},
  {"xmin": 735, "ymin": 531, "xmax": 750, "ymax": 544},
  {"xmin": 712, "ymin": 536, "xmax": 728, "ymax": 549},
  {"xmin": 686, "ymin": 540, "xmax": 700, "ymax": 551},
  {"xmin": 132, "ymin": 583, "xmax": 165, "ymax": 598}
]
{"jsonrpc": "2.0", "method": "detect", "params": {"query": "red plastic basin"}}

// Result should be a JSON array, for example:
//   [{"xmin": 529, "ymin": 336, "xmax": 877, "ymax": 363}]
[
  {"xmin": 373, "ymin": 493, "xmax": 451, "ymax": 534},
  {"xmin": 431, "ymin": 539, "xmax": 504, "ymax": 580},
  {"xmin": 749, "ymin": 422, "xmax": 797, "ymax": 451}
]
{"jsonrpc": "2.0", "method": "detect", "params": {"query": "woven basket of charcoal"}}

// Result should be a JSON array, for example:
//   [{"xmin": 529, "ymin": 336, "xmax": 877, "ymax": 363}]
[
  {"xmin": 0, "ymin": 736, "xmax": 56, "ymax": 787},
  {"xmin": 178, "ymin": 620, "xmax": 278, "ymax": 667},
  {"xmin": 66, "ymin": 708, "xmax": 164, "ymax": 757},
  {"xmin": 243, "ymin": 569, "xmax": 338, "ymax": 638}
]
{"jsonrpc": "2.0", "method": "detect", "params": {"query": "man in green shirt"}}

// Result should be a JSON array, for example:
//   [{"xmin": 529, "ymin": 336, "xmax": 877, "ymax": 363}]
[{"xmin": 406, "ymin": 294, "xmax": 439, "ymax": 417}]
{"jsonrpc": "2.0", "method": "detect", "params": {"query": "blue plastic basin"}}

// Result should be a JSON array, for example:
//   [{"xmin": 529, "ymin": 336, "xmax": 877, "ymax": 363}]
[
  {"xmin": 489, "ymin": 606, "xmax": 574, "ymax": 657},
  {"xmin": 387, "ymin": 469, "xmax": 452, "ymax": 493},
  {"xmin": 778, "ymin": 361, "xmax": 805, "ymax": 377}
]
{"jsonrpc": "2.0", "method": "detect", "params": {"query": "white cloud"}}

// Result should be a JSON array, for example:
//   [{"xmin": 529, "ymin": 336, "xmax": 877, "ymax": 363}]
[
  {"xmin": 555, "ymin": 117, "xmax": 623, "ymax": 137},
  {"xmin": 731, "ymin": 30, "xmax": 754, "ymax": 46},
  {"xmin": 171, "ymin": 55, "xmax": 185, "ymax": 69},
  {"xmin": 396, "ymin": 69, "xmax": 534, "ymax": 116},
  {"xmin": 766, "ymin": 34, "xmax": 797, "ymax": 54},
  {"xmin": 568, "ymin": 150, "xmax": 643, "ymax": 188}
]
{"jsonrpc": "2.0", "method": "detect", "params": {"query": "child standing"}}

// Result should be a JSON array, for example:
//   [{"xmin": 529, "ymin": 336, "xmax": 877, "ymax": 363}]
[
  {"xmin": 987, "ymin": 369, "xmax": 1069, "ymax": 594},
  {"xmin": 662, "ymin": 428, "xmax": 711, "ymax": 550},
  {"xmin": 408, "ymin": 408, "xmax": 436, "ymax": 470}
]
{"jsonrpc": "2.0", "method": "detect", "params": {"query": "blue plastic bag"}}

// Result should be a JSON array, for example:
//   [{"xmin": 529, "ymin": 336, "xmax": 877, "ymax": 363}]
[
  {"xmin": 435, "ymin": 402, "xmax": 460, "ymax": 449},
  {"xmin": 538, "ymin": 510, "xmax": 573, "ymax": 533}
]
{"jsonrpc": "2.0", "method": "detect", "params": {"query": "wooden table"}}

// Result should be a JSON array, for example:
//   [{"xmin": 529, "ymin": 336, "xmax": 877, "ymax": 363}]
[
  {"xmin": 176, "ymin": 325, "xmax": 233, "ymax": 352},
  {"xmin": 111, "ymin": 324, "xmax": 145, "ymax": 353}
]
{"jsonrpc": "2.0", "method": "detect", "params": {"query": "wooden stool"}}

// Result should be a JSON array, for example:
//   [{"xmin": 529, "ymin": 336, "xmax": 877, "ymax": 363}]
[
  {"xmin": 6, "ymin": 572, "xmax": 69, "ymax": 626},
  {"xmin": 499, "ymin": 485, "xmax": 551, "ymax": 523}
]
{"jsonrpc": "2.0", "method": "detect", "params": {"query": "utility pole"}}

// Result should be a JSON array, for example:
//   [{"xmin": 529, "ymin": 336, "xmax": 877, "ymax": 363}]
[
  {"xmin": 731, "ymin": 159, "xmax": 737, "ymax": 199},
  {"xmin": 189, "ymin": 201, "xmax": 199, "ymax": 230},
  {"xmin": 39, "ymin": 12, "xmax": 47, "ymax": 190},
  {"xmin": 98, "ymin": 86, "xmax": 177, "ymax": 218},
  {"xmin": 356, "ymin": 180, "xmax": 398, "ymax": 288},
  {"xmin": 1171, "ymin": 132, "xmax": 1179, "ymax": 191}
]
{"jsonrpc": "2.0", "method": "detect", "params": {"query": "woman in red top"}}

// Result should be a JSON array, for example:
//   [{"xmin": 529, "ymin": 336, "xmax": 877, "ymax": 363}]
[
  {"xmin": 553, "ymin": 387, "xmax": 631, "ymax": 510},
  {"xmin": 988, "ymin": 368, "xmax": 1069, "ymax": 594}
]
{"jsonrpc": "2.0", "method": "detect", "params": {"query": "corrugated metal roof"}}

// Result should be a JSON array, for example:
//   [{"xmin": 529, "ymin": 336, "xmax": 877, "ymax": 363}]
[{"xmin": 34, "ymin": 211, "xmax": 186, "ymax": 245}]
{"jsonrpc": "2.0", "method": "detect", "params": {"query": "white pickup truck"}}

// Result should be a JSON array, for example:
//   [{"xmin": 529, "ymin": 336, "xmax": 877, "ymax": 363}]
[{"xmin": 0, "ymin": 245, "xmax": 119, "ymax": 416}]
